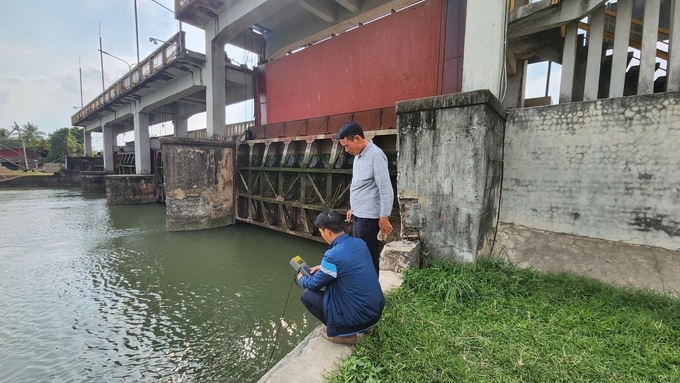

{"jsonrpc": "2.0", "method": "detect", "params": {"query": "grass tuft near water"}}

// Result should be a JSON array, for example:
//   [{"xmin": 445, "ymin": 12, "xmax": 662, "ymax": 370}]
[{"xmin": 325, "ymin": 258, "xmax": 680, "ymax": 382}]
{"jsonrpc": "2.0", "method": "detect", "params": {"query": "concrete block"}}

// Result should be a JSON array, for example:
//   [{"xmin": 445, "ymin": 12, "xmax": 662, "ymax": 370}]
[
  {"xmin": 160, "ymin": 137, "xmax": 236, "ymax": 231},
  {"xmin": 396, "ymin": 90, "xmax": 505, "ymax": 263},
  {"xmin": 380, "ymin": 240, "xmax": 420, "ymax": 273},
  {"xmin": 81, "ymin": 171, "xmax": 109, "ymax": 193},
  {"xmin": 106, "ymin": 175, "xmax": 157, "ymax": 204}
]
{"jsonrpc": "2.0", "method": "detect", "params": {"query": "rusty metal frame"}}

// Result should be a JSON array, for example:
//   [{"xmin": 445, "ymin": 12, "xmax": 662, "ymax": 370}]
[{"xmin": 235, "ymin": 130, "xmax": 397, "ymax": 242}]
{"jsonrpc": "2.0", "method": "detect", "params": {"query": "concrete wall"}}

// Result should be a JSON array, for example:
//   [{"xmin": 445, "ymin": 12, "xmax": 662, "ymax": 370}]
[
  {"xmin": 0, "ymin": 173, "xmax": 79, "ymax": 188},
  {"xmin": 502, "ymin": 91, "xmax": 680, "ymax": 250},
  {"xmin": 65, "ymin": 157, "xmax": 98, "ymax": 172},
  {"xmin": 396, "ymin": 90, "xmax": 505, "ymax": 263},
  {"xmin": 106, "ymin": 175, "xmax": 157, "ymax": 204},
  {"xmin": 161, "ymin": 138, "xmax": 235, "ymax": 231},
  {"xmin": 81, "ymin": 171, "xmax": 109, "ymax": 193}
]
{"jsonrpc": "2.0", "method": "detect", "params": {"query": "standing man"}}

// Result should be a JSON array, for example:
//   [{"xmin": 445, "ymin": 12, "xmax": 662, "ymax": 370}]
[
  {"xmin": 337, "ymin": 121, "xmax": 394, "ymax": 276},
  {"xmin": 298, "ymin": 210, "xmax": 385, "ymax": 344}
]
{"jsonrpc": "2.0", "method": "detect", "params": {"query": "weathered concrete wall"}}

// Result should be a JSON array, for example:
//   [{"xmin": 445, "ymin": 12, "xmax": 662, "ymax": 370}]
[
  {"xmin": 502, "ymin": 91, "xmax": 680, "ymax": 250},
  {"xmin": 396, "ymin": 90, "xmax": 505, "ymax": 263},
  {"xmin": 81, "ymin": 171, "xmax": 109, "ymax": 193},
  {"xmin": 106, "ymin": 175, "xmax": 157, "ymax": 204},
  {"xmin": 160, "ymin": 137, "xmax": 235, "ymax": 231}
]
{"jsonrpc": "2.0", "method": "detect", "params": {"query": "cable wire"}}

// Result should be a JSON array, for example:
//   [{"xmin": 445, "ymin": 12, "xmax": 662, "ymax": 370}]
[{"xmin": 264, "ymin": 272, "xmax": 298, "ymax": 372}]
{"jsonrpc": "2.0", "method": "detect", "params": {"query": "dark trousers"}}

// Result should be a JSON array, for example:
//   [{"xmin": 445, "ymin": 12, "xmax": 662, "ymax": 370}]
[
  {"xmin": 352, "ymin": 216, "xmax": 380, "ymax": 277},
  {"xmin": 301, "ymin": 288, "xmax": 381, "ymax": 336},
  {"xmin": 301, "ymin": 289, "xmax": 326, "ymax": 324}
]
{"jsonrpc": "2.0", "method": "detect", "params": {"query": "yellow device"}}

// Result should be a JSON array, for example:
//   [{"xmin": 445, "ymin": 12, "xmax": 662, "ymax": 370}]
[{"xmin": 290, "ymin": 256, "xmax": 313, "ymax": 277}]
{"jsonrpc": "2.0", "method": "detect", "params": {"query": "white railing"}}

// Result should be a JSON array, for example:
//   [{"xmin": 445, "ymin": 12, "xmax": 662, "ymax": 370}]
[
  {"xmin": 72, "ymin": 32, "xmax": 185, "ymax": 125},
  {"xmin": 186, "ymin": 121, "xmax": 255, "ymax": 141}
]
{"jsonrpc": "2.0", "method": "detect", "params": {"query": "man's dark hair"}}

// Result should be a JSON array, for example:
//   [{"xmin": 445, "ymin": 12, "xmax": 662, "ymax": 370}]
[
  {"xmin": 314, "ymin": 209, "xmax": 346, "ymax": 233},
  {"xmin": 337, "ymin": 121, "xmax": 365, "ymax": 140}
]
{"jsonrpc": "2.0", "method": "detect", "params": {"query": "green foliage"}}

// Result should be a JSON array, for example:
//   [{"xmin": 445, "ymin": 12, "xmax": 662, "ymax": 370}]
[
  {"xmin": 21, "ymin": 122, "xmax": 47, "ymax": 152},
  {"xmin": 326, "ymin": 259, "xmax": 680, "ymax": 383},
  {"xmin": 47, "ymin": 127, "xmax": 83, "ymax": 162}
]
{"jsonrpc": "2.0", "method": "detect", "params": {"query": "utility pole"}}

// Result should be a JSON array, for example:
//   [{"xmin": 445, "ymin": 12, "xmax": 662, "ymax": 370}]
[
  {"xmin": 12, "ymin": 122, "xmax": 29, "ymax": 170},
  {"xmin": 134, "ymin": 0, "xmax": 140, "ymax": 64},
  {"xmin": 99, "ymin": 23, "xmax": 105, "ymax": 92},
  {"xmin": 79, "ymin": 57, "xmax": 84, "ymax": 108}
]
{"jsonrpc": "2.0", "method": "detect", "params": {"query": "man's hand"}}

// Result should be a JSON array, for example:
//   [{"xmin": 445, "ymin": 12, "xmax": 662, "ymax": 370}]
[
  {"xmin": 346, "ymin": 210, "xmax": 353, "ymax": 223},
  {"xmin": 310, "ymin": 265, "xmax": 321, "ymax": 274},
  {"xmin": 379, "ymin": 216, "xmax": 393, "ymax": 238},
  {"xmin": 297, "ymin": 271, "xmax": 303, "ymax": 281}
]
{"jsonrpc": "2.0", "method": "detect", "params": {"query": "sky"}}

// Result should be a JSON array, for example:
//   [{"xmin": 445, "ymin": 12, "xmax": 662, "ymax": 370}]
[
  {"xmin": 0, "ymin": 0, "xmax": 255, "ymax": 149},
  {"xmin": 0, "ymin": 1, "xmax": 558, "ymax": 150}
]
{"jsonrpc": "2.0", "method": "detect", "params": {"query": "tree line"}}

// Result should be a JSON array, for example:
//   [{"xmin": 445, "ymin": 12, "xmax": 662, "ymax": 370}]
[{"xmin": 0, "ymin": 123, "xmax": 84, "ymax": 165}]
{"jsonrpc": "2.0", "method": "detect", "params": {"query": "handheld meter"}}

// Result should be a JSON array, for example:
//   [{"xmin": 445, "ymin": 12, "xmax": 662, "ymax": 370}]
[{"xmin": 290, "ymin": 256, "xmax": 313, "ymax": 277}]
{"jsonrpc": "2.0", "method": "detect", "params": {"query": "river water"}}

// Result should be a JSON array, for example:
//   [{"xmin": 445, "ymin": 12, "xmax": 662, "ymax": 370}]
[{"xmin": 0, "ymin": 188, "xmax": 326, "ymax": 382}]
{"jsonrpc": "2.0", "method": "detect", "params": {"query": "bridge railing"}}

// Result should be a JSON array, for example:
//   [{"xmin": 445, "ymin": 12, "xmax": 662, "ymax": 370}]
[
  {"xmin": 248, "ymin": 107, "xmax": 396, "ymax": 140},
  {"xmin": 72, "ymin": 32, "xmax": 185, "ymax": 125},
  {"xmin": 185, "ymin": 121, "xmax": 256, "ymax": 140}
]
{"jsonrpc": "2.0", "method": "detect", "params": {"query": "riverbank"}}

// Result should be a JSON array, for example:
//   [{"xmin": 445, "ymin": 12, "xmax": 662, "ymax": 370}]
[
  {"xmin": 327, "ymin": 259, "xmax": 680, "ymax": 382},
  {"xmin": 262, "ymin": 225, "xmax": 680, "ymax": 382},
  {"xmin": 258, "ymin": 271, "xmax": 403, "ymax": 383}
]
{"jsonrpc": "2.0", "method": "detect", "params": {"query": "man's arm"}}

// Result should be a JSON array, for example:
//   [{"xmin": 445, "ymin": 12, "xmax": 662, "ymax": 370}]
[
  {"xmin": 373, "ymin": 154, "xmax": 394, "ymax": 235},
  {"xmin": 299, "ymin": 259, "xmax": 337, "ymax": 290}
]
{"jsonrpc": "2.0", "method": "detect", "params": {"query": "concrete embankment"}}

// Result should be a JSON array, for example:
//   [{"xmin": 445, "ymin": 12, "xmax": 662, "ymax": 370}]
[
  {"xmin": 0, "ymin": 172, "xmax": 80, "ymax": 188},
  {"xmin": 258, "ymin": 241, "xmax": 419, "ymax": 383},
  {"xmin": 258, "ymin": 271, "xmax": 404, "ymax": 383}
]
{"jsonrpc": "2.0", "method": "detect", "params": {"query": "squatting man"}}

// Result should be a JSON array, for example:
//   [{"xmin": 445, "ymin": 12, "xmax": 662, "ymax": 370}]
[{"xmin": 297, "ymin": 209, "xmax": 385, "ymax": 344}]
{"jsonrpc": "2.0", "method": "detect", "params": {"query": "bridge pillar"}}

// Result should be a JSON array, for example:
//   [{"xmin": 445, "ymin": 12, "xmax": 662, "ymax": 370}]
[
  {"xmin": 175, "ymin": 115, "xmax": 188, "ymax": 138},
  {"xmin": 160, "ymin": 137, "xmax": 236, "ymax": 231},
  {"xmin": 102, "ymin": 125, "xmax": 115, "ymax": 172},
  {"xmin": 84, "ymin": 131, "xmax": 92, "ymax": 156},
  {"xmin": 205, "ymin": 40, "xmax": 227, "ymax": 139},
  {"xmin": 462, "ymin": 0, "xmax": 509, "ymax": 99},
  {"xmin": 134, "ymin": 110, "xmax": 151, "ymax": 174},
  {"xmin": 396, "ymin": 90, "xmax": 506, "ymax": 263}
]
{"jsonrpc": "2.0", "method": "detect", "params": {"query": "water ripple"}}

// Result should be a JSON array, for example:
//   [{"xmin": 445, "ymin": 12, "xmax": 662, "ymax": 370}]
[{"xmin": 0, "ymin": 189, "xmax": 325, "ymax": 382}]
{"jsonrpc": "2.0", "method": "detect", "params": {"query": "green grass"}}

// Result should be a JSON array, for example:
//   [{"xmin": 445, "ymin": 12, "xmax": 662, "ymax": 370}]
[{"xmin": 325, "ymin": 258, "xmax": 680, "ymax": 382}]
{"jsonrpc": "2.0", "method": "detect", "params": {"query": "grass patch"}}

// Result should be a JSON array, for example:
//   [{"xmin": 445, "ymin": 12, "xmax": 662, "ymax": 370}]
[{"xmin": 326, "ymin": 258, "xmax": 680, "ymax": 382}]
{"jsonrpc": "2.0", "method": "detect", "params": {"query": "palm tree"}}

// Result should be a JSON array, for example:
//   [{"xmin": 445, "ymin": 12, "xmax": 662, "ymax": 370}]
[{"xmin": 21, "ymin": 122, "xmax": 46, "ymax": 144}]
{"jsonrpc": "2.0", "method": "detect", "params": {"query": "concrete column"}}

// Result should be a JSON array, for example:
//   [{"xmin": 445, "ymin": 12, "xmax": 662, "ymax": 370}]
[
  {"xmin": 84, "ymin": 131, "xmax": 93, "ymax": 156},
  {"xmin": 638, "ymin": 0, "xmax": 661, "ymax": 95},
  {"xmin": 159, "ymin": 137, "xmax": 236, "ymax": 231},
  {"xmin": 462, "ymin": 0, "xmax": 509, "ymax": 99},
  {"xmin": 559, "ymin": 21, "xmax": 579, "ymax": 104},
  {"xmin": 133, "ymin": 110, "xmax": 151, "ymax": 174},
  {"xmin": 666, "ymin": 0, "xmax": 680, "ymax": 91},
  {"xmin": 584, "ymin": 5, "xmax": 605, "ymax": 101},
  {"xmin": 206, "ymin": 38, "xmax": 227, "ymax": 139},
  {"xmin": 396, "ymin": 90, "xmax": 506, "ymax": 263},
  {"xmin": 175, "ymin": 116, "xmax": 188, "ymax": 138},
  {"xmin": 609, "ymin": 0, "xmax": 634, "ymax": 98},
  {"xmin": 503, "ymin": 60, "xmax": 527, "ymax": 108},
  {"xmin": 102, "ymin": 125, "xmax": 115, "ymax": 172}
]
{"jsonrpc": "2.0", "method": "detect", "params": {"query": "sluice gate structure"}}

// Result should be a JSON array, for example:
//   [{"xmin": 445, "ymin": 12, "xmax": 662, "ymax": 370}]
[
  {"xmin": 235, "ymin": 108, "xmax": 398, "ymax": 242},
  {"xmin": 70, "ymin": 0, "xmax": 680, "ymax": 263}
]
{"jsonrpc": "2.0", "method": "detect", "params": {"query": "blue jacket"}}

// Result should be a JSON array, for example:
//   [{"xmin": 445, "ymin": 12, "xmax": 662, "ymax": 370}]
[{"xmin": 299, "ymin": 234, "xmax": 385, "ymax": 337}]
